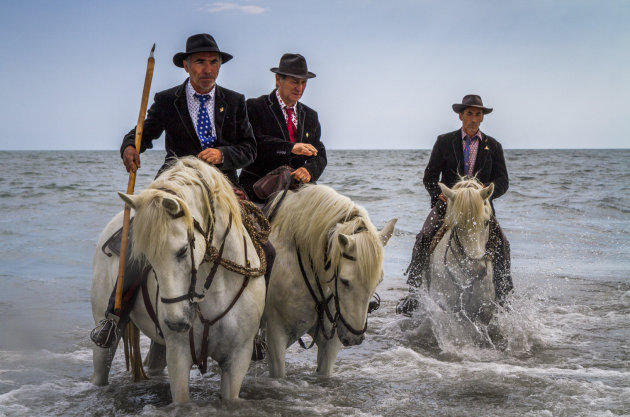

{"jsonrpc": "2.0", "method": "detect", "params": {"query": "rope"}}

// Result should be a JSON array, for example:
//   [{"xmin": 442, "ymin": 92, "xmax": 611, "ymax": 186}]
[{"xmin": 203, "ymin": 199, "xmax": 269, "ymax": 278}]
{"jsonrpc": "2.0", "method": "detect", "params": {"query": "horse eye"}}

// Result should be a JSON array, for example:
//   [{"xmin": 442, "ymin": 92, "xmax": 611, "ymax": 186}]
[
  {"xmin": 340, "ymin": 278, "xmax": 351, "ymax": 287},
  {"xmin": 176, "ymin": 246, "xmax": 188, "ymax": 259}
]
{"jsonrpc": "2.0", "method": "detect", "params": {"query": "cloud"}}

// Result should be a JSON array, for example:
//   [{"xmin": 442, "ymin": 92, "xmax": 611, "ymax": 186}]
[{"xmin": 205, "ymin": 2, "xmax": 267, "ymax": 14}]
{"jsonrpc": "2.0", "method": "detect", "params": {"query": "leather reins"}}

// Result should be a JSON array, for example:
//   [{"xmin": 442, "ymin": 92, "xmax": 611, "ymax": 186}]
[{"xmin": 297, "ymin": 224, "xmax": 370, "ymax": 349}]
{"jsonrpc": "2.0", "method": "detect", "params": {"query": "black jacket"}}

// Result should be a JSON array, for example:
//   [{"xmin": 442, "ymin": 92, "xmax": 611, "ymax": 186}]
[
  {"xmin": 238, "ymin": 90, "xmax": 327, "ymax": 197},
  {"xmin": 120, "ymin": 80, "xmax": 256, "ymax": 185},
  {"xmin": 423, "ymin": 129, "xmax": 509, "ymax": 208}
]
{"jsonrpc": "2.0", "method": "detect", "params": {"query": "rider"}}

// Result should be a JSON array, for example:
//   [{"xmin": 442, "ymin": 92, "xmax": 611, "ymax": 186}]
[
  {"xmin": 238, "ymin": 53, "xmax": 327, "ymax": 202},
  {"xmin": 91, "ymin": 33, "xmax": 274, "ymax": 348},
  {"xmin": 397, "ymin": 94, "xmax": 513, "ymax": 315}
]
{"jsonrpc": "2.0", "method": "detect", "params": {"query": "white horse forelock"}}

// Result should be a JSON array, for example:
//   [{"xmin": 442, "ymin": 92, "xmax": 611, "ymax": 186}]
[
  {"xmin": 269, "ymin": 184, "xmax": 383, "ymax": 285},
  {"xmin": 130, "ymin": 156, "xmax": 244, "ymax": 263},
  {"xmin": 444, "ymin": 178, "xmax": 493, "ymax": 233}
]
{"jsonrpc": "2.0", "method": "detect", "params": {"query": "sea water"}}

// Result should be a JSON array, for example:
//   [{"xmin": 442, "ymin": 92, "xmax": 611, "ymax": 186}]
[{"xmin": 0, "ymin": 149, "xmax": 628, "ymax": 416}]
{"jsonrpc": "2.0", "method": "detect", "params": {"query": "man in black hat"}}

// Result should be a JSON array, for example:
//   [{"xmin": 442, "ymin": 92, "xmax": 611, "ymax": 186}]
[
  {"xmin": 397, "ymin": 94, "xmax": 512, "ymax": 315},
  {"xmin": 120, "ymin": 33, "xmax": 256, "ymax": 186},
  {"xmin": 91, "ymin": 34, "xmax": 259, "ymax": 348},
  {"xmin": 238, "ymin": 53, "xmax": 327, "ymax": 201}
]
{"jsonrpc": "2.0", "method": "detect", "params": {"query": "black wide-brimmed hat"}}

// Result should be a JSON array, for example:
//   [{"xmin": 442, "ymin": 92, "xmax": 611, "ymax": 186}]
[
  {"xmin": 270, "ymin": 53, "xmax": 316, "ymax": 79},
  {"xmin": 173, "ymin": 33, "xmax": 233, "ymax": 68},
  {"xmin": 452, "ymin": 95, "xmax": 493, "ymax": 114}
]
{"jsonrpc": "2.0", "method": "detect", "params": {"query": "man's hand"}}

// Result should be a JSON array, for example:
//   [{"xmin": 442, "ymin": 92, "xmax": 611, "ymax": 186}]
[
  {"xmin": 291, "ymin": 167, "xmax": 311, "ymax": 183},
  {"xmin": 438, "ymin": 193, "xmax": 447, "ymax": 202},
  {"xmin": 198, "ymin": 148, "xmax": 223, "ymax": 165},
  {"xmin": 123, "ymin": 146, "xmax": 141, "ymax": 173},
  {"xmin": 291, "ymin": 143, "xmax": 317, "ymax": 156}
]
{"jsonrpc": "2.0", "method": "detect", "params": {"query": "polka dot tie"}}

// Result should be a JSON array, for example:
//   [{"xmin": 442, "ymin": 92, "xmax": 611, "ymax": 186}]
[
  {"xmin": 464, "ymin": 137, "xmax": 472, "ymax": 176},
  {"xmin": 194, "ymin": 93, "xmax": 216, "ymax": 149}
]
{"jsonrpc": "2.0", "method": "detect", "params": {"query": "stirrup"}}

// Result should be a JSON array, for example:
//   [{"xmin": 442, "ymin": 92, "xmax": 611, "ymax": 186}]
[
  {"xmin": 368, "ymin": 292, "xmax": 381, "ymax": 314},
  {"xmin": 395, "ymin": 295, "xmax": 419, "ymax": 317},
  {"xmin": 251, "ymin": 331, "xmax": 267, "ymax": 361},
  {"xmin": 90, "ymin": 315, "xmax": 121, "ymax": 348}
]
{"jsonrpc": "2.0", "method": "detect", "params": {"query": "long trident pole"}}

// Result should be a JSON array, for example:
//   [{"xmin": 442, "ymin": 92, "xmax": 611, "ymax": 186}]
[{"xmin": 114, "ymin": 44, "xmax": 155, "ymax": 315}]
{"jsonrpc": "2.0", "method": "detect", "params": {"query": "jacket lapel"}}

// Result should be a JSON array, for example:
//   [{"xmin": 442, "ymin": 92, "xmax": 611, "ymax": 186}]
[
  {"xmin": 296, "ymin": 103, "xmax": 306, "ymax": 143},
  {"xmin": 473, "ymin": 132, "xmax": 490, "ymax": 174},
  {"xmin": 214, "ymin": 86, "xmax": 227, "ymax": 143},
  {"xmin": 451, "ymin": 129, "xmax": 465, "ymax": 176},
  {"xmin": 173, "ymin": 80, "xmax": 199, "ymax": 149},
  {"xmin": 267, "ymin": 90, "xmax": 290, "ymax": 141}
]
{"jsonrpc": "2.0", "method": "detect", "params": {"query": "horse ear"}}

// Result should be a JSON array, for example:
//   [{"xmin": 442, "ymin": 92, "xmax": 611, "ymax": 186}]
[
  {"xmin": 338, "ymin": 233, "xmax": 356, "ymax": 251},
  {"xmin": 118, "ymin": 192, "xmax": 140, "ymax": 209},
  {"xmin": 439, "ymin": 183, "xmax": 456, "ymax": 200},
  {"xmin": 379, "ymin": 218, "xmax": 397, "ymax": 246},
  {"xmin": 162, "ymin": 196, "xmax": 181, "ymax": 216},
  {"xmin": 480, "ymin": 183, "xmax": 495, "ymax": 200}
]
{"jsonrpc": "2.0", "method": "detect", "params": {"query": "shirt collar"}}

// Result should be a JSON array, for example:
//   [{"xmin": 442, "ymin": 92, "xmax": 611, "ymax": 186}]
[
  {"xmin": 461, "ymin": 129, "xmax": 482, "ymax": 141},
  {"xmin": 186, "ymin": 79, "xmax": 215, "ymax": 100},
  {"xmin": 275, "ymin": 90, "xmax": 297, "ymax": 111}
]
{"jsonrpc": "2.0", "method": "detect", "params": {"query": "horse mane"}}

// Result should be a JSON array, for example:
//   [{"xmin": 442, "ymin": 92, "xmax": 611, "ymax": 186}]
[
  {"xmin": 444, "ymin": 177, "xmax": 493, "ymax": 232},
  {"xmin": 130, "ymin": 156, "xmax": 244, "ymax": 262},
  {"xmin": 269, "ymin": 184, "xmax": 383, "ymax": 285}
]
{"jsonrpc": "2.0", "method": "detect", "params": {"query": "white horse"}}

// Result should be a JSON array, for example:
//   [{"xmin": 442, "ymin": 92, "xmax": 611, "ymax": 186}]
[
  {"xmin": 262, "ymin": 184, "xmax": 396, "ymax": 378},
  {"xmin": 427, "ymin": 179, "xmax": 496, "ymax": 325},
  {"xmin": 90, "ymin": 157, "xmax": 266, "ymax": 403}
]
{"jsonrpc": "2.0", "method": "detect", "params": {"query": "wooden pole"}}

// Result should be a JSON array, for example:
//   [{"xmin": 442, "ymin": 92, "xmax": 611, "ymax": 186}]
[{"xmin": 114, "ymin": 44, "xmax": 155, "ymax": 314}]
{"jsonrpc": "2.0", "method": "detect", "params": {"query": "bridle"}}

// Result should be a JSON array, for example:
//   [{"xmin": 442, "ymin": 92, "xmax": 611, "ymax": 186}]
[
  {"xmin": 296, "ymin": 223, "xmax": 370, "ymax": 348},
  {"xmin": 146, "ymin": 174, "xmax": 268, "ymax": 374},
  {"xmin": 158, "ymin": 179, "xmax": 267, "ymax": 305}
]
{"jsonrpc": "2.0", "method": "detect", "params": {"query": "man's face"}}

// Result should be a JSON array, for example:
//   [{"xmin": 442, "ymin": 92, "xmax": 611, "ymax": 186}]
[
  {"xmin": 184, "ymin": 52, "xmax": 221, "ymax": 94},
  {"xmin": 276, "ymin": 75, "xmax": 307, "ymax": 106},
  {"xmin": 459, "ymin": 107, "xmax": 485, "ymax": 136}
]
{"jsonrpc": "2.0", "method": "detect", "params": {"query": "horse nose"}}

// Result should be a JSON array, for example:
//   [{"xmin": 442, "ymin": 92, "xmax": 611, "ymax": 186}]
[
  {"xmin": 340, "ymin": 333, "xmax": 365, "ymax": 347},
  {"xmin": 164, "ymin": 318, "xmax": 191, "ymax": 333}
]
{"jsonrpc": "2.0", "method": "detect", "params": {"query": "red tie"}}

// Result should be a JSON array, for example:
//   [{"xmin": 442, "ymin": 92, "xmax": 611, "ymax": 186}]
[{"xmin": 286, "ymin": 107, "xmax": 296, "ymax": 143}]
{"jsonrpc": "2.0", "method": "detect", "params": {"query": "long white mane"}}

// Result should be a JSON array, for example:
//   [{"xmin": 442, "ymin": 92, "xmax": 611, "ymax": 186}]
[
  {"xmin": 269, "ymin": 184, "xmax": 384, "ymax": 285},
  {"xmin": 444, "ymin": 178, "xmax": 493, "ymax": 233},
  {"xmin": 130, "ymin": 157, "xmax": 244, "ymax": 262}
]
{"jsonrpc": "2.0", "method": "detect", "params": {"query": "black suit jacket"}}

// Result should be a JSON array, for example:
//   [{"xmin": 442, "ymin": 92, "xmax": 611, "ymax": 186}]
[
  {"xmin": 120, "ymin": 80, "xmax": 256, "ymax": 185},
  {"xmin": 238, "ymin": 90, "xmax": 327, "ymax": 197},
  {"xmin": 423, "ymin": 129, "xmax": 509, "ymax": 209}
]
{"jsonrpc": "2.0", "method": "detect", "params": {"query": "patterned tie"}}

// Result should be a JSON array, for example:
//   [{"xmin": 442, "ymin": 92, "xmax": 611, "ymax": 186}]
[
  {"xmin": 285, "ymin": 107, "xmax": 297, "ymax": 143},
  {"xmin": 464, "ymin": 137, "xmax": 473, "ymax": 177},
  {"xmin": 194, "ymin": 93, "xmax": 216, "ymax": 149}
]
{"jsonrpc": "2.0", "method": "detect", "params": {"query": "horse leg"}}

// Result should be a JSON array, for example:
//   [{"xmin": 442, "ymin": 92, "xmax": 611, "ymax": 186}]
[
  {"xmin": 265, "ymin": 321, "xmax": 288, "ymax": 378},
  {"xmin": 144, "ymin": 341, "xmax": 167, "ymax": 375},
  {"xmin": 165, "ymin": 334, "xmax": 193, "ymax": 404},
  {"xmin": 219, "ymin": 342, "xmax": 252, "ymax": 400},
  {"xmin": 315, "ymin": 336, "xmax": 342, "ymax": 376}
]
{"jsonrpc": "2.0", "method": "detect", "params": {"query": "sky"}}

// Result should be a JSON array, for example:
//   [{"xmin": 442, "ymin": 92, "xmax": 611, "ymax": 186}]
[{"xmin": 0, "ymin": 0, "xmax": 628, "ymax": 150}]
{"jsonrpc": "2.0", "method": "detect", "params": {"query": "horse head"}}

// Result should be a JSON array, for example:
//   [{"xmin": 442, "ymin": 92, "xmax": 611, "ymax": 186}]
[
  {"xmin": 434, "ymin": 179, "xmax": 496, "ymax": 321},
  {"xmin": 119, "ymin": 190, "xmax": 200, "ymax": 332},
  {"xmin": 117, "ymin": 158, "xmax": 240, "ymax": 334},
  {"xmin": 332, "ymin": 218, "xmax": 397, "ymax": 346},
  {"xmin": 440, "ymin": 180, "xmax": 493, "ymax": 261}
]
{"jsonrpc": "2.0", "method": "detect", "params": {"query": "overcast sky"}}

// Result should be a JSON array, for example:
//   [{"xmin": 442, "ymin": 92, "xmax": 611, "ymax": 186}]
[{"xmin": 0, "ymin": 0, "xmax": 628, "ymax": 150}]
